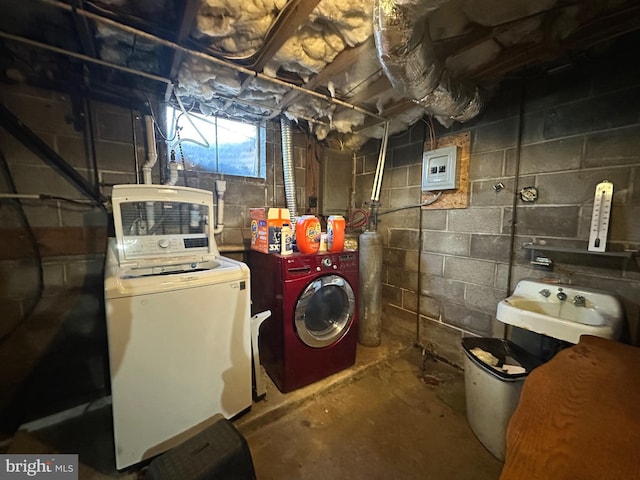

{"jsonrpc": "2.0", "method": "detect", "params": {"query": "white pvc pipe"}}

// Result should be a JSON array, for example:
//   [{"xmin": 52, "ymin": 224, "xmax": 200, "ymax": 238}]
[
  {"xmin": 142, "ymin": 115, "xmax": 157, "ymax": 184},
  {"xmin": 213, "ymin": 180, "xmax": 226, "ymax": 235},
  {"xmin": 142, "ymin": 115, "xmax": 157, "ymax": 231},
  {"xmin": 165, "ymin": 161, "xmax": 179, "ymax": 186},
  {"xmin": 371, "ymin": 122, "xmax": 390, "ymax": 202}
]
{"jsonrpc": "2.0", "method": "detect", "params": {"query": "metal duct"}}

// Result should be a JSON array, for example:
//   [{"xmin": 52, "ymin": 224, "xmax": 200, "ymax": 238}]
[
  {"xmin": 374, "ymin": 0, "xmax": 483, "ymax": 125},
  {"xmin": 280, "ymin": 117, "xmax": 298, "ymax": 220}
]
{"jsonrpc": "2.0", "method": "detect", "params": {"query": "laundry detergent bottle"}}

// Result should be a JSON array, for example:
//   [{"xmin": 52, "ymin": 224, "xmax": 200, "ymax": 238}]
[
  {"xmin": 295, "ymin": 215, "xmax": 321, "ymax": 254},
  {"xmin": 327, "ymin": 215, "xmax": 345, "ymax": 252},
  {"xmin": 280, "ymin": 223, "xmax": 293, "ymax": 256}
]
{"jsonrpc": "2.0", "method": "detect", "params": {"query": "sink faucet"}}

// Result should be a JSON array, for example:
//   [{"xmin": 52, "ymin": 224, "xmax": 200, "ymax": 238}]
[
  {"xmin": 539, "ymin": 289, "xmax": 551, "ymax": 298},
  {"xmin": 556, "ymin": 288, "xmax": 567, "ymax": 301},
  {"xmin": 573, "ymin": 295, "xmax": 586, "ymax": 307}
]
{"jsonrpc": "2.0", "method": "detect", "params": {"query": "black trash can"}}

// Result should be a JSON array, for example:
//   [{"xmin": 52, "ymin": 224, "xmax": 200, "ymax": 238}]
[
  {"xmin": 462, "ymin": 337, "xmax": 542, "ymax": 461},
  {"xmin": 147, "ymin": 417, "xmax": 256, "ymax": 480}
]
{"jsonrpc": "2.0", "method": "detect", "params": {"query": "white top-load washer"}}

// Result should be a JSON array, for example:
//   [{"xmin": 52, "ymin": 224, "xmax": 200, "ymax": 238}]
[{"xmin": 104, "ymin": 184, "xmax": 251, "ymax": 470}]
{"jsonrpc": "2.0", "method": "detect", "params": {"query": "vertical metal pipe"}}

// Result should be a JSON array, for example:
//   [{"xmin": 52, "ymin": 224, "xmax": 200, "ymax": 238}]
[{"xmin": 358, "ymin": 231, "xmax": 383, "ymax": 346}]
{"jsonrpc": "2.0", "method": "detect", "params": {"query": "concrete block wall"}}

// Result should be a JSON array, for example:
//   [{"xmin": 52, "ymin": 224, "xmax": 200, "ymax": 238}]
[
  {"xmin": 0, "ymin": 83, "xmax": 307, "ymax": 427},
  {"xmin": 356, "ymin": 45, "xmax": 640, "ymax": 366}
]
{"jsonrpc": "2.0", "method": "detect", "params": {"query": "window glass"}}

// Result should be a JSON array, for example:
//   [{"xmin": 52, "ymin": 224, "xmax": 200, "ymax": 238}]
[{"xmin": 165, "ymin": 105, "xmax": 266, "ymax": 178}]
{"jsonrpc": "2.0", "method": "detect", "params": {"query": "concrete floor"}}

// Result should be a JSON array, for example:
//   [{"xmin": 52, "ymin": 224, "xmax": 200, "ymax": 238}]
[
  {"xmin": 6, "ymin": 333, "xmax": 503, "ymax": 479},
  {"xmin": 241, "ymin": 346, "xmax": 502, "ymax": 480}
]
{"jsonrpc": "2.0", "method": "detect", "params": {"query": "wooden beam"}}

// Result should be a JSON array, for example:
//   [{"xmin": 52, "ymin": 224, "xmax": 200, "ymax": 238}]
[
  {"xmin": 472, "ymin": 2, "xmax": 640, "ymax": 82},
  {"xmin": 306, "ymin": 37, "xmax": 376, "ymax": 92},
  {"xmin": 70, "ymin": 3, "xmax": 97, "ymax": 58},
  {"xmin": 347, "ymin": 74, "xmax": 391, "ymax": 105},
  {"xmin": 232, "ymin": 0, "xmax": 322, "ymax": 112},
  {"xmin": 249, "ymin": 0, "xmax": 322, "ymax": 72},
  {"xmin": 271, "ymin": 38, "xmax": 377, "ymax": 119},
  {"xmin": 164, "ymin": 0, "xmax": 201, "ymax": 100},
  {"xmin": 355, "ymin": 98, "xmax": 415, "ymax": 131}
]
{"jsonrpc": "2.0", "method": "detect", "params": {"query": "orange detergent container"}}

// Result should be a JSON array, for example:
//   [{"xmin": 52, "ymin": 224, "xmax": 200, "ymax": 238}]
[
  {"xmin": 327, "ymin": 215, "xmax": 345, "ymax": 252},
  {"xmin": 295, "ymin": 215, "xmax": 321, "ymax": 254}
]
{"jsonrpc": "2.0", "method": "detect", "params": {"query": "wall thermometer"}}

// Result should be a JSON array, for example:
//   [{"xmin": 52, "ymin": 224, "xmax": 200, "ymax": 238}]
[{"xmin": 588, "ymin": 180, "xmax": 613, "ymax": 252}]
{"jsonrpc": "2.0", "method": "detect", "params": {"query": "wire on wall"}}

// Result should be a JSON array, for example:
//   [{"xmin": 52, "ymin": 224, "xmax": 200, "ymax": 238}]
[{"xmin": 377, "ymin": 192, "xmax": 444, "ymax": 217}]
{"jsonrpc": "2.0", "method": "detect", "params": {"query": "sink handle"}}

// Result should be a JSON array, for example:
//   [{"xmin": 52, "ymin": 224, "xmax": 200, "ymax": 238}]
[
  {"xmin": 573, "ymin": 295, "xmax": 586, "ymax": 307},
  {"xmin": 539, "ymin": 289, "xmax": 551, "ymax": 297},
  {"xmin": 556, "ymin": 288, "xmax": 568, "ymax": 301}
]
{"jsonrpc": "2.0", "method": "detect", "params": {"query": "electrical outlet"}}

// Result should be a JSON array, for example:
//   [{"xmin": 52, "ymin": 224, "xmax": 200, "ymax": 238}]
[{"xmin": 421, "ymin": 145, "xmax": 458, "ymax": 191}]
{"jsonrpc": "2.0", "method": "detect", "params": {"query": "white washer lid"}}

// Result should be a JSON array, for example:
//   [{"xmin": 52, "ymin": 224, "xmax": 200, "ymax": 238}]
[{"xmin": 111, "ymin": 184, "xmax": 220, "ymax": 265}]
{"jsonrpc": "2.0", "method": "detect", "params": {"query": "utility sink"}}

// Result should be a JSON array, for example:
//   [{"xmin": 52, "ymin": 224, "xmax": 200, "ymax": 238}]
[{"xmin": 497, "ymin": 279, "xmax": 623, "ymax": 344}]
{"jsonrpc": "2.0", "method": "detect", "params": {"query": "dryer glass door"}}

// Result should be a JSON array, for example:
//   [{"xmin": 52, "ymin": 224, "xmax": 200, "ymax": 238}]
[{"xmin": 294, "ymin": 274, "xmax": 355, "ymax": 348}]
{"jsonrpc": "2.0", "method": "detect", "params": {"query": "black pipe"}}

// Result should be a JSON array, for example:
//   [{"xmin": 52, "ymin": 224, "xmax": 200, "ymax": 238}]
[
  {"xmin": 0, "ymin": 104, "xmax": 107, "ymax": 209},
  {"xmin": 506, "ymin": 82, "xmax": 527, "ymax": 297},
  {"xmin": 0, "ymin": 151, "xmax": 43, "ymax": 346},
  {"xmin": 83, "ymin": 96, "xmax": 101, "ymax": 198}
]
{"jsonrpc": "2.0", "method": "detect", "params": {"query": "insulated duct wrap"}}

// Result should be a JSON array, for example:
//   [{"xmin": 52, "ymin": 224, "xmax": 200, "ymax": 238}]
[
  {"xmin": 374, "ymin": 0, "xmax": 483, "ymax": 124},
  {"xmin": 280, "ymin": 117, "xmax": 298, "ymax": 220}
]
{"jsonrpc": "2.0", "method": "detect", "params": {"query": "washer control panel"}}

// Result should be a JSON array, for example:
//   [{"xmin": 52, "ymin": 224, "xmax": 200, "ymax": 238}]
[
  {"xmin": 121, "ymin": 234, "xmax": 209, "ymax": 259},
  {"xmin": 283, "ymin": 251, "xmax": 358, "ymax": 276}
]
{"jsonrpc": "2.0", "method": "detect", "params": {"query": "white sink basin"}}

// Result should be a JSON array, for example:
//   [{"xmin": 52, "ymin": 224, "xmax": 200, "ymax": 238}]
[{"xmin": 497, "ymin": 279, "xmax": 623, "ymax": 344}]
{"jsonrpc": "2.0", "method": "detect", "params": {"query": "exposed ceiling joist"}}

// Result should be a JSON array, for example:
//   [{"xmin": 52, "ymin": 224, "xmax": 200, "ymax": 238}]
[
  {"xmin": 235, "ymin": 0, "xmax": 323, "ymax": 115},
  {"xmin": 357, "ymin": 98, "xmax": 415, "ymax": 131},
  {"xmin": 272, "ymin": 38, "xmax": 377, "ymax": 119},
  {"xmin": 3, "ymin": 0, "xmax": 640, "ymax": 148},
  {"xmin": 70, "ymin": 2, "xmax": 97, "ymax": 58},
  {"xmin": 348, "ymin": 75, "xmax": 391, "ymax": 105},
  {"xmin": 472, "ymin": 2, "xmax": 640, "ymax": 81},
  {"xmin": 248, "ymin": 0, "xmax": 322, "ymax": 72},
  {"xmin": 164, "ymin": 0, "xmax": 201, "ymax": 100}
]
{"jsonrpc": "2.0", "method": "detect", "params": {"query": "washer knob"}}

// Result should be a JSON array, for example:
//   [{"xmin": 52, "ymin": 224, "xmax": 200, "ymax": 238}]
[
  {"xmin": 322, "ymin": 257, "xmax": 333, "ymax": 268},
  {"xmin": 158, "ymin": 239, "xmax": 170, "ymax": 248}
]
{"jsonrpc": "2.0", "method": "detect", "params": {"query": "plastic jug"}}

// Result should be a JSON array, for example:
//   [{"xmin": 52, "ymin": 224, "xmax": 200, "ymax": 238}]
[
  {"xmin": 295, "ymin": 215, "xmax": 321, "ymax": 254},
  {"xmin": 327, "ymin": 215, "xmax": 345, "ymax": 252}
]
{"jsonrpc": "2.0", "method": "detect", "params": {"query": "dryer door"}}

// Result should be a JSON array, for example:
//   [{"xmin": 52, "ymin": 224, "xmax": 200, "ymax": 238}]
[{"xmin": 294, "ymin": 274, "xmax": 356, "ymax": 348}]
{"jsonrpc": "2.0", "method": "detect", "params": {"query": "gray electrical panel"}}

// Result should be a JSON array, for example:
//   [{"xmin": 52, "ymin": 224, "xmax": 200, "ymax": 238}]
[{"xmin": 422, "ymin": 145, "xmax": 459, "ymax": 191}]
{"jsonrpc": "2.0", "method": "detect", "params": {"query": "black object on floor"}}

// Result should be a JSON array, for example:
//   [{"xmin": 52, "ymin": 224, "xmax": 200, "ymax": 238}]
[{"xmin": 146, "ymin": 418, "xmax": 256, "ymax": 480}]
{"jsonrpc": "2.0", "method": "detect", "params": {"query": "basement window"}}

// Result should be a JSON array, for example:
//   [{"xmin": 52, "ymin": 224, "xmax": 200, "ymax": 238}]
[{"xmin": 165, "ymin": 105, "xmax": 266, "ymax": 179}]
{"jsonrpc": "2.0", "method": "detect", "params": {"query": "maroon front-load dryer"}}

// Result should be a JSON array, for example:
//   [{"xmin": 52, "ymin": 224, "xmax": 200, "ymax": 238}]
[{"xmin": 249, "ymin": 250, "xmax": 358, "ymax": 393}]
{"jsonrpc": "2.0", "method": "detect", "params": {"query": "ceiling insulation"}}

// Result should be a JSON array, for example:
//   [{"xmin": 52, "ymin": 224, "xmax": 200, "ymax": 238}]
[{"xmin": 1, "ymin": 0, "xmax": 640, "ymax": 149}]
